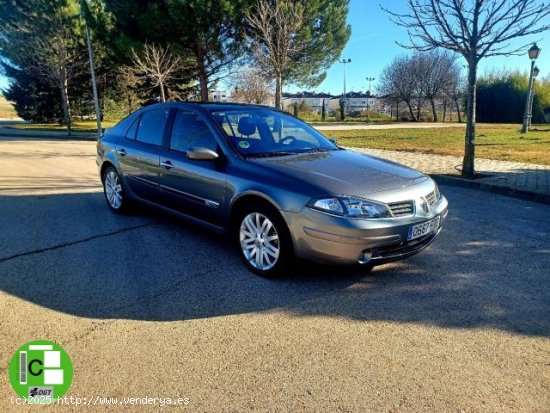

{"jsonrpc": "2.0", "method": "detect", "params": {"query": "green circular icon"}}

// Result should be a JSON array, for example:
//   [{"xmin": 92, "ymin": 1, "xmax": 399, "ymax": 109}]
[
  {"xmin": 238, "ymin": 140, "xmax": 251, "ymax": 149},
  {"xmin": 9, "ymin": 340, "xmax": 73, "ymax": 403}
]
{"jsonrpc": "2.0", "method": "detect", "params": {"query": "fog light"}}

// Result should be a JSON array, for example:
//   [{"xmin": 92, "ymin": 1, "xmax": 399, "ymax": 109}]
[{"xmin": 358, "ymin": 249, "xmax": 372, "ymax": 265}]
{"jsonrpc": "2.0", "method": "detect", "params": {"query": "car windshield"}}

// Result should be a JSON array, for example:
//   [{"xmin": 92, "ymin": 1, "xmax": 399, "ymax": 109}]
[{"xmin": 209, "ymin": 108, "xmax": 339, "ymax": 157}]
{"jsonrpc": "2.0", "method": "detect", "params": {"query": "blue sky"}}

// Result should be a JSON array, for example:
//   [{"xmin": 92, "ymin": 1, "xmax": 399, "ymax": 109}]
[
  {"xmin": 293, "ymin": 0, "xmax": 550, "ymax": 95},
  {"xmin": 1, "ymin": 0, "xmax": 548, "ymax": 95}
]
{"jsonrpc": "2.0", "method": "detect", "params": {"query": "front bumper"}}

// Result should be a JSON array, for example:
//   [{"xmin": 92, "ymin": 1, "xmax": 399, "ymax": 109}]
[{"xmin": 282, "ymin": 196, "xmax": 448, "ymax": 265}]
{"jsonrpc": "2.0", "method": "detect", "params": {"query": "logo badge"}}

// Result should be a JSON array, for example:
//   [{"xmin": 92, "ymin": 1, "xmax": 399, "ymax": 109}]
[{"xmin": 9, "ymin": 340, "xmax": 73, "ymax": 403}]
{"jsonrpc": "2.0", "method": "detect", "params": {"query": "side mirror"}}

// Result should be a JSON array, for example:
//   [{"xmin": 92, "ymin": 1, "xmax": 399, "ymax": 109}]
[
  {"xmin": 187, "ymin": 147, "xmax": 219, "ymax": 161},
  {"xmin": 329, "ymin": 138, "xmax": 337, "ymax": 145}
]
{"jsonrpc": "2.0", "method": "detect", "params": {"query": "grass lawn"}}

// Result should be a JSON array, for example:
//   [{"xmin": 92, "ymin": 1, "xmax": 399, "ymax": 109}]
[
  {"xmin": 323, "ymin": 124, "xmax": 550, "ymax": 166},
  {"xmin": 9, "ymin": 120, "xmax": 118, "ymax": 132},
  {"xmin": 0, "ymin": 95, "xmax": 18, "ymax": 119}
]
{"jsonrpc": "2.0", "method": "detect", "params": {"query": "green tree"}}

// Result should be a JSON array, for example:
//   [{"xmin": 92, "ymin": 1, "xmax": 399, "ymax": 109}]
[
  {"xmin": 104, "ymin": 0, "xmax": 252, "ymax": 102},
  {"xmin": 0, "ymin": 0, "xmax": 88, "ymax": 132},
  {"xmin": 247, "ymin": 0, "xmax": 351, "ymax": 109},
  {"xmin": 1, "ymin": 65, "xmax": 63, "ymax": 122}
]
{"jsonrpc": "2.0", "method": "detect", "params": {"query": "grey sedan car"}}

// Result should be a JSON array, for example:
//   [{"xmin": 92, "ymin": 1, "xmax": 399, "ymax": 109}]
[{"xmin": 97, "ymin": 102, "xmax": 448, "ymax": 277}]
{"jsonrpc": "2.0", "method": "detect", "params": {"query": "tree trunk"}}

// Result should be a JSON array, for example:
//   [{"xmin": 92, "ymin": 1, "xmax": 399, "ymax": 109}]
[
  {"xmin": 396, "ymin": 101, "xmax": 399, "ymax": 121},
  {"xmin": 430, "ymin": 98, "xmax": 438, "ymax": 122},
  {"xmin": 159, "ymin": 81, "xmax": 166, "ymax": 102},
  {"xmin": 195, "ymin": 44, "xmax": 209, "ymax": 102},
  {"xmin": 59, "ymin": 74, "xmax": 72, "ymax": 136},
  {"xmin": 454, "ymin": 98, "xmax": 462, "ymax": 123},
  {"xmin": 405, "ymin": 100, "xmax": 416, "ymax": 121},
  {"xmin": 275, "ymin": 73, "xmax": 283, "ymax": 110},
  {"xmin": 462, "ymin": 59, "xmax": 477, "ymax": 177},
  {"xmin": 415, "ymin": 100, "xmax": 422, "ymax": 122},
  {"xmin": 442, "ymin": 100, "xmax": 447, "ymax": 122},
  {"xmin": 339, "ymin": 99, "xmax": 346, "ymax": 120}
]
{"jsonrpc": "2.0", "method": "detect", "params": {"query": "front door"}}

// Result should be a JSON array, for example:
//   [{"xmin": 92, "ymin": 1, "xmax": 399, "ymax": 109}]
[{"xmin": 159, "ymin": 109, "xmax": 227, "ymax": 225}]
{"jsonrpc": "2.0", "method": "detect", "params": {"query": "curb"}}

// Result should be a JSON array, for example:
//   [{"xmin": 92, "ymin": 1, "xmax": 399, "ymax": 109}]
[
  {"xmin": 0, "ymin": 132, "xmax": 97, "ymax": 141},
  {"xmin": 431, "ymin": 174, "xmax": 550, "ymax": 205}
]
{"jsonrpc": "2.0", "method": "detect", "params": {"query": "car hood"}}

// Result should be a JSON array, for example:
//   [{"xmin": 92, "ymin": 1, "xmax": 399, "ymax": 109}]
[{"xmin": 250, "ymin": 149, "xmax": 428, "ymax": 198}]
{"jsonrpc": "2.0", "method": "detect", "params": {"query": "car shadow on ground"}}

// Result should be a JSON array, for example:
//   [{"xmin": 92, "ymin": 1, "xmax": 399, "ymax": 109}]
[{"xmin": 0, "ymin": 189, "xmax": 548, "ymax": 337}]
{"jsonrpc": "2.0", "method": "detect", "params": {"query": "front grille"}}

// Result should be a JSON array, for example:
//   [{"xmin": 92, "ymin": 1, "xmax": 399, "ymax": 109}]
[{"xmin": 388, "ymin": 200, "xmax": 414, "ymax": 217}]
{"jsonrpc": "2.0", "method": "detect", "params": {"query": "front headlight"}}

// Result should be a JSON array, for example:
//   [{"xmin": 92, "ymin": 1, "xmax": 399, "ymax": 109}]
[
  {"xmin": 309, "ymin": 196, "xmax": 391, "ymax": 218},
  {"xmin": 434, "ymin": 182, "xmax": 442, "ymax": 202}
]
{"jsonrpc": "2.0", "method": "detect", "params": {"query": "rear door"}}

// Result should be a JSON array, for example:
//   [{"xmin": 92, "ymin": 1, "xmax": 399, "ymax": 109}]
[
  {"xmin": 159, "ymin": 109, "xmax": 227, "ymax": 225},
  {"xmin": 115, "ymin": 107, "xmax": 171, "ymax": 203}
]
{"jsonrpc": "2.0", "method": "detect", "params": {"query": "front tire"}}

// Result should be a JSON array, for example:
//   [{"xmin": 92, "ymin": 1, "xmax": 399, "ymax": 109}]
[
  {"xmin": 102, "ymin": 166, "xmax": 129, "ymax": 214},
  {"xmin": 236, "ymin": 204, "xmax": 292, "ymax": 277}
]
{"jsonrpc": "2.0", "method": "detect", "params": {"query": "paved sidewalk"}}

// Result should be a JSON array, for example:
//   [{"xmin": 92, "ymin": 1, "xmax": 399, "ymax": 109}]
[{"xmin": 351, "ymin": 147, "xmax": 550, "ymax": 202}]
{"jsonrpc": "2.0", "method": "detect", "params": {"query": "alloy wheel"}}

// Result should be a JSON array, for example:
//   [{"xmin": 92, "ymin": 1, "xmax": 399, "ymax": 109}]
[
  {"xmin": 239, "ymin": 212, "xmax": 280, "ymax": 271},
  {"xmin": 104, "ymin": 170, "xmax": 123, "ymax": 210}
]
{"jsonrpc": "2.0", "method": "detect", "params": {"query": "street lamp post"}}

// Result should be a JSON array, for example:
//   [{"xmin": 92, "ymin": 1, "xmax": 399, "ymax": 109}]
[
  {"xmin": 81, "ymin": 0, "xmax": 102, "ymax": 139},
  {"xmin": 528, "ymin": 66, "xmax": 540, "ymax": 128},
  {"xmin": 521, "ymin": 43, "xmax": 541, "ymax": 133},
  {"xmin": 339, "ymin": 58, "xmax": 352, "ymax": 116},
  {"xmin": 365, "ymin": 76, "xmax": 375, "ymax": 120}
]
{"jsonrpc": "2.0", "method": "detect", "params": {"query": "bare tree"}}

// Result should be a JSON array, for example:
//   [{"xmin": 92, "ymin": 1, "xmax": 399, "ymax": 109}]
[
  {"xmin": 379, "ymin": 55, "xmax": 420, "ymax": 121},
  {"xmin": 384, "ymin": 0, "xmax": 550, "ymax": 177},
  {"xmin": 230, "ymin": 68, "xmax": 274, "ymax": 104},
  {"xmin": 117, "ymin": 66, "xmax": 143, "ymax": 115},
  {"xmin": 443, "ymin": 66, "xmax": 466, "ymax": 123},
  {"xmin": 412, "ymin": 54, "xmax": 430, "ymax": 121},
  {"xmin": 421, "ymin": 51, "xmax": 460, "ymax": 122},
  {"xmin": 130, "ymin": 43, "xmax": 183, "ymax": 102},
  {"xmin": 246, "ymin": 0, "xmax": 306, "ymax": 109}
]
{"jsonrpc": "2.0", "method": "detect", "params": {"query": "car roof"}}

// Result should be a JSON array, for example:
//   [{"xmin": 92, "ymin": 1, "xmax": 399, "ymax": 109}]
[{"xmin": 141, "ymin": 101, "xmax": 277, "ymax": 113}]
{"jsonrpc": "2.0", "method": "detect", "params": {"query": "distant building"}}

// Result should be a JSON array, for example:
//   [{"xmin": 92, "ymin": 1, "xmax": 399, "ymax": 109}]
[
  {"xmin": 282, "ymin": 92, "xmax": 334, "ymax": 113},
  {"xmin": 209, "ymin": 90, "xmax": 229, "ymax": 102},
  {"xmin": 329, "ymin": 91, "xmax": 390, "ymax": 114},
  {"xmin": 281, "ymin": 91, "xmax": 392, "ymax": 115}
]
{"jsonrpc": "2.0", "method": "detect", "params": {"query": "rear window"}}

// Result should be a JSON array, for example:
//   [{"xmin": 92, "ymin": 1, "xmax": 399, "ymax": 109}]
[{"xmin": 136, "ymin": 108, "xmax": 171, "ymax": 146}]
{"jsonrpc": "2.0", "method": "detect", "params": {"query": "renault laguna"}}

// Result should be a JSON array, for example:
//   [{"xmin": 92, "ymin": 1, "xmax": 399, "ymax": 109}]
[{"xmin": 97, "ymin": 103, "xmax": 448, "ymax": 277}]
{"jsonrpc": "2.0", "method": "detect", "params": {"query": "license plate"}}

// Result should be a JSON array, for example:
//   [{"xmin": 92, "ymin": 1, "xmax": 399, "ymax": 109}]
[{"xmin": 407, "ymin": 216, "xmax": 440, "ymax": 241}]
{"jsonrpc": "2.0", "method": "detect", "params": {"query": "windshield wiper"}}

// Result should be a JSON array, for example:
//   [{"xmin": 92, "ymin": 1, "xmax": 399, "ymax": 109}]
[
  {"xmin": 246, "ymin": 151, "xmax": 296, "ymax": 158},
  {"xmin": 297, "ymin": 148, "xmax": 332, "ymax": 153}
]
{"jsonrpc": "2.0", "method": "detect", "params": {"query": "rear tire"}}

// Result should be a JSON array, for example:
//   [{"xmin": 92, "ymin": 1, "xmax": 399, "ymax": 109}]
[
  {"xmin": 102, "ymin": 166, "xmax": 130, "ymax": 214},
  {"xmin": 235, "ymin": 203, "xmax": 293, "ymax": 278}
]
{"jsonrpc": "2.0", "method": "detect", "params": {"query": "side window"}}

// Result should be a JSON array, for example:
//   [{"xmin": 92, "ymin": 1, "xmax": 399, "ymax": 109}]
[
  {"xmin": 170, "ymin": 110, "xmax": 217, "ymax": 152},
  {"xmin": 136, "ymin": 108, "xmax": 170, "ymax": 146},
  {"xmin": 125, "ymin": 116, "xmax": 139, "ymax": 140}
]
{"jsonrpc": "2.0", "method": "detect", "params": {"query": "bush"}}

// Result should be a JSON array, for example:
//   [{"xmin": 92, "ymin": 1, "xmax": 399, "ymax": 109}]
[{"xmin": 477, "ymin": 70, "xmax": 550, "ymax": 123}]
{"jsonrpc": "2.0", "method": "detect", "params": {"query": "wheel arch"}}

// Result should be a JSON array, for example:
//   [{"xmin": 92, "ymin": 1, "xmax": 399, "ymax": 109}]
[
  {"xmin": 229, "ymin": 192, "xmax": 284, "ymax": 227},
  {"xmin": 100, "ymin": 160, "xmax": 117, "ymax": 180}
]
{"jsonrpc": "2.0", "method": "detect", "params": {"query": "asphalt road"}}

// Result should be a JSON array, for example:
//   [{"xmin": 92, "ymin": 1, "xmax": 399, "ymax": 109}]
[{"xmin": 1, "ymin": 138, "xmax": 549, "ymax": 412}]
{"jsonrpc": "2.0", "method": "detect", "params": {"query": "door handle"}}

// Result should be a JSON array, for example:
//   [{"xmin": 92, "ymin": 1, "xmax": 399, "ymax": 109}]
[
  {"xmin": 116, "ymin": 148, "xmax": 127, "ymax": 156},
  {"xmin": 161, "ymin": 160, "xmax": 174, "ymax": 169}
]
